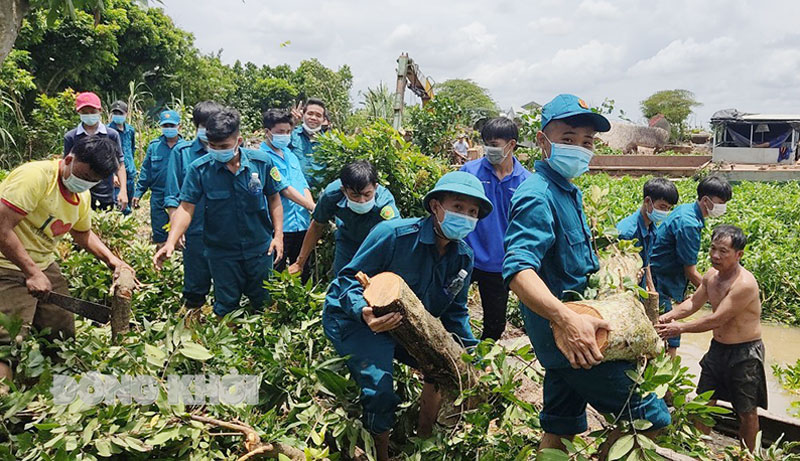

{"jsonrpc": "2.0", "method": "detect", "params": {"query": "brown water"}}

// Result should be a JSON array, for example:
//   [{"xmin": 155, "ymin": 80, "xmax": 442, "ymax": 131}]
[{"xmin": 678, "ymin": 309, "xmax": 800, "ymax": 418}]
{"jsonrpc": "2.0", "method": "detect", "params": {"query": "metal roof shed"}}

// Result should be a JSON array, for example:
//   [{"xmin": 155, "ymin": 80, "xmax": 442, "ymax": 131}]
[{"xmin": 710, "ymin": 109, "xmax": 800, "ymax": 164}]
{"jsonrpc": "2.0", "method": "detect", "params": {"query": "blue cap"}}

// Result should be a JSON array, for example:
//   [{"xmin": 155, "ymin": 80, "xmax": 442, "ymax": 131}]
[
  {"xmin": 159, "ymin": 110, "xmax": 181, "ymax": 126},
  {"xmin": 423, "ymin": 171, "xmax": 493, "ymax": 219},
  {"xmin": 541, "ymin": 94, "xmax": 610, "ymax": 132}
]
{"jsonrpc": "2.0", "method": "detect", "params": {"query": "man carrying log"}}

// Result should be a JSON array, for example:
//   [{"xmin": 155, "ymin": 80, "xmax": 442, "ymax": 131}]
[
  {"xmin": 0, "ymin": 136, "xmax": 134, "ymax": 384},
  {"xmin": 656, "ymin": 225, "xmax": 765, "ymax": 451},
  {"xmin": 323, "ymin": 172, "xmax": 493, "ymax": 461},
  {"xmin": 503, "ymin": 94, "xmax": 671, "ymax": 454}
]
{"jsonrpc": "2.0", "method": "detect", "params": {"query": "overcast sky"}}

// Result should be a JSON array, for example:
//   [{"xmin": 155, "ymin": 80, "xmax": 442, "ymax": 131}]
[{"xmin": 162, "ymin": 0, "xmax": 800, "ymax": 127}]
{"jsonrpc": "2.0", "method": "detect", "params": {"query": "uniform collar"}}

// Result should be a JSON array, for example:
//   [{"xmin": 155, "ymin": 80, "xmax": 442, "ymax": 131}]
[
  {"xmin": 190, "ymin": 138, "xmax": 206, "ymax": 155},
  {"xmin": 635, "ymin": 209, "xmax": 653, "ymax": 234},
  {"xmin": 534, "ymin": 160, "xmax": 576, "ymax": 192},
  {"xmin": 419, "ymin": 216, "xmax": 437, "ymax": 245},
  {"xmin": 693, "ymin": 201, "xmax": 706, "ymax": 224},
  {"xmin": 109, "ymin": 121, "xmax": 126, "ymax": 131},
  {"xmin": 77, "ymin": 122, "xmax": 108, "ymax": 136},
  {"xmin": 260, "ymin": 141, "xmax": 287, "ymax": 160},
  {"xmin": 480, "ymin": 156, "xmax": 527, "ymax": 178}
]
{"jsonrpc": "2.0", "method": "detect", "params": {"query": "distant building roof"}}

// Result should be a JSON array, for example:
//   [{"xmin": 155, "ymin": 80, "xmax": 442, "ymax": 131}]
[
  {"xmin": 522, "ymin": 100, "xmax": 541, "ymax": 110},
  {"xmin": 711, "ymin": 109, "xmax": 800, "ymax": 124}
]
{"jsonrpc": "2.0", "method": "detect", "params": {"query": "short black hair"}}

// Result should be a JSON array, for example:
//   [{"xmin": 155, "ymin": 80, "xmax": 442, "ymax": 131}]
[
  {"xmin": 304, "ymin": 98, "xmax": 326, "ymax": 114},
  {"xmin": 643, "ymin": 177, "xmax": 679, "ymax": 205},
  {"xmin": 192, "ymin": 100, "xmax": 223, "ymax": 128},
  {"xmin": 206, "ymin": 108, "xmax": 241, "ymax": 142},
  {"xmin": 262, "ymin": 109, "xmax": 293, "ymax": 130},
  {"xmin": 712, "ymin": 224, "xmax": 746, "ymax": 251},
  {"xmin": 340, "ymin": 160, "xmax": 377, "ymax": 191},
  {"xmin": 697, "ymin": 175, "xmax": 732, "ymax": 201},
  {"xmin": 481, "ymin": 117, "xmax": 519, "ymax": 143},
  {"xmin": 71, "ymin": 136, "xmax": 120, "ymax": 178}
]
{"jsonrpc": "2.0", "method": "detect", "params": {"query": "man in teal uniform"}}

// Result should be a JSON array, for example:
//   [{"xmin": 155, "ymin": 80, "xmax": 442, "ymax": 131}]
[
  {"xmin": 650, "ymin": 175, "xmax": 732, "ymax": 356},
  {"xmin": 163, "ymin": 101, "xmax": 221, "ymax": 308},
  {"xmin": 108, "ymin": 101, "xmax": 136, "ymax": 215},
  {"xmin": 615, "ymin": 177, "xmax": 679, "ymax": 283},
  {"xmin": 288, "ymin": 160, "xmax": 400, "ymax": 277},
  {"xmin": 259, "ymin": 109, "xmax": 316, "ymax": 281},
  {"xmin": 154, "ymin": 108, "xmax": 287, "ymax": 316},
  {"xmin": 289, "ymin": 98, "xmax": 327, "ymax": 187},
  {"xmin": 324, "ymin": 171, "xmax": 492, "ymax": 461},
  {"xmin": 503, "ymin": 94, "xmax": 670, "ymax": 454},
  {"xmin": 132, "ymin": 110, "xmax": 183, "ymax": 246}
]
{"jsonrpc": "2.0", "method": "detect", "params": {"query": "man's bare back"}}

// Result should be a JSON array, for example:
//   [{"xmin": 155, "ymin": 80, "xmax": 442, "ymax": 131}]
[{"xmin": 703, "ymin": 265, "xmax": 761, "ymax": 344}]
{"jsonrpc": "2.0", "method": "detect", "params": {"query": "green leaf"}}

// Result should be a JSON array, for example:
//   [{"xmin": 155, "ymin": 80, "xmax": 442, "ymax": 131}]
[
  {"xmin": 179, "ymin": 342, "xmax": 212, "ymax": 361},
  {"xmin": 537, "ymin": 448, "xmax": 570, "ymax": 461},
  {"xmin": 632, "ymin": 419, "xmax": 653, "ymax": 431},
  {"xmin": 95, "ymin": 438, "xmax": 112, "ymax": 457},
  {"xmin": 608, "ymin": 434, "xmax": 635, "ymax": 461}
]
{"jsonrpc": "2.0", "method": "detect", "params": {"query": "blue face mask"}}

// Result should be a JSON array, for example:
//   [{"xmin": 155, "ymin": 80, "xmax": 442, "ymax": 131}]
[
  {"xmin": 197, "ymin": 128, "xmax": 208, "ymax": 142},
  {"xmin": 271, "ymin": 133, "xmax": 291, "ymax": 149},
  {"xmin": 162, "ymin": 127, "xmax": 179, "ymax": 138},
  {"xmin": 647, "ymin": 207, "xmax": 670, "ymax": 225},
  {"xmin": 208, "ymin": 145, "xmax": 237, "ymax": 163},
  {"xmin": 111, "ymin": 114, "xmax": 126, "ymax": 125},
  {"xmin": 544, "ymin": 134, "xmax": 594, "ymax": 179},
  {"xmin": 437, "ymin": 208, "xmax": 478, "ymax": 241},
  {"xmin": 347, "ymin": 197, "xmax": 375, "ymax": 214},
  {"xmin": 80, "ymin": 113, "xmax": 101, "ymax": 126}
]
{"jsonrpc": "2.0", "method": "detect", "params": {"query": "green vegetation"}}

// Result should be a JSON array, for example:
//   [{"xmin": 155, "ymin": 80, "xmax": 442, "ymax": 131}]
[
  {"xmin": 433, "ymin": 79, "xmax": 499, "ymax": 119},
  {"xmin": 772, "ymin": 360, "xmax": 800, "ymax": 418},
  {"xmin": 577, "ymin": 174, "xmax": 800, "ymax": 326},
  {"xmin": 640, "ymin": 89, "xmax": 702, "ymax": 141}
]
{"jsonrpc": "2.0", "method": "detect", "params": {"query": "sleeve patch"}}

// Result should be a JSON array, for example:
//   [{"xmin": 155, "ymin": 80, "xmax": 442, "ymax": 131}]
[
  {"xmin": 270, "ymin": 167, "xmax": 282, "ymax": 182},
  {"xmin": 380, "ymin": 205, "xmax": 395, "ymax": 220}
]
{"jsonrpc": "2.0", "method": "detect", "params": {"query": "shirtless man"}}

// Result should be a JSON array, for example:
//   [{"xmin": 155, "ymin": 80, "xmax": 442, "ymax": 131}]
[{"xmin": 656, "ymin": 224, "xmax": 766, "ymax": 451}]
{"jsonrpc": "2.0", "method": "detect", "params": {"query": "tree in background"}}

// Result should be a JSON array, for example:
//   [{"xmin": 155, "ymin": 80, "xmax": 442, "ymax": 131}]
[
  {"xmin": 433, "ymin": 78, "xmax": 499, "ymax": 119},
  {"xmin": 406, "ymin": 96, "xmax": 472, "ymax": 159},
  {"xmin": 291, "ymin": 58, "xmax": 353, "ymax": 128},
  {"xmin": 640, "ymin": 89, "xmax": 701, "ymax": 141}
]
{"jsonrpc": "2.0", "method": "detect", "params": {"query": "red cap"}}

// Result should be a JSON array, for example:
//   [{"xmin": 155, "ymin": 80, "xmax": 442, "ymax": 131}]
[{"xmin": 75, "ymin": 92, "xmax": 102, "ymax": 111}]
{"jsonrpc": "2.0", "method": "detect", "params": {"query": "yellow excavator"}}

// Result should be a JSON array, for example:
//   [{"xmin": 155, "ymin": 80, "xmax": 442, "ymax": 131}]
[{"xmin": 392, "ymin": 53, "xmax": 435, "ymax": 130}]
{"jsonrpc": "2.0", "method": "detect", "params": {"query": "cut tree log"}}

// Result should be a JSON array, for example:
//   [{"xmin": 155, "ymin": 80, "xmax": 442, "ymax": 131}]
[
  {"xmin": 556, "ymin": 293, "xmax": 662, "ymax": 361},
  {"xmin": 356, "ymin": 271, "xmax": 479, "ymax": 398},
  {"xmin": 110, "ymin": 266, "xmax": 137, "ymax": 342}
]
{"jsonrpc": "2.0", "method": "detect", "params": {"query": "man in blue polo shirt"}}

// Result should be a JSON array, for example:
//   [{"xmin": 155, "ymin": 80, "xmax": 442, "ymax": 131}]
[
  {"xmin": 154, "ymin": 108, "xmax": 287, "ymax": 316},
  {"xmin": 108, "ymin": 101, "xmax": 136, "ymax": 215},
  {"xmin": 163, "ymin": 101, "xmax": 221, "ymax": 308},
  {"xmin": 616, "ymin": 177, "xmax": 679, "ymax": 283},
  {"xmin": 259, "ymin": 109, "xmax": 317, "ymax": 281},
  {"xmin": 289, "ymin": 98, "xmax": 327, "ymax": 188},
  {"xmin": 324, "ymin": 171, "xmax": 491, "ymax": 461},
  {"xmin": 503, "ymin": 94, "xmax": 670, "ymax": 454},
  {"xmin": 461, "ymin": 117, "xmax": 531, "ymax": 340},
  {"xmin": 650, "ymin": 174, "xmax": 732, "ymax": 357},
  {"xmin": 288, "ymin": 160, "xmax": 400, "ymax": 277},
  {"xmin": 132, "ymin": 110, "xmax": 183, "ymax": 246},
  {"xmin": 64, "ymin": 92, "xmax": 127, "ymax": 212}
]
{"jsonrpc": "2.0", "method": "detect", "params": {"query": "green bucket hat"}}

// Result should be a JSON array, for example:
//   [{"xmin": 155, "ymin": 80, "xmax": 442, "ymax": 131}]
[{"xmin": 423, "ymin": 171, "xmax": 493, "ymax": 219}]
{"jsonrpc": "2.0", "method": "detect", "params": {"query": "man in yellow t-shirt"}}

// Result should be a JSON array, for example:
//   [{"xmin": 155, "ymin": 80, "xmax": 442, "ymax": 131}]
[{"xmin": 0, "ymin": 136, "xmax": 133, "ymax": 383}]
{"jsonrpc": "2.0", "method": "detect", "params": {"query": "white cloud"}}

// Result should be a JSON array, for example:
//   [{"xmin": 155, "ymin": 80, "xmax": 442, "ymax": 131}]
[
  {"xmin": 160, "ymin": 0, "xmax": 800, "ymax": 125},
  {"xmin": 627, "ymin": 37, "xmax": 736, "ymax": 75},
  {"xmin": 528, "ymin": 16, "xmax": 572, "ymax": 35},
  {"xmin": 578, "ymin": 0, "xmax": 619, "ymax": 18}
]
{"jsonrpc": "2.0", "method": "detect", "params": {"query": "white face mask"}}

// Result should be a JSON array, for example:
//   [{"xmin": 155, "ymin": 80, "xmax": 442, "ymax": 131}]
[
  {"xmin": 63, "ymin": 158, "xmax": 100, "ymax": 193},
  {"xmin": 707, "ymin": 200, "xmax": 727, "ymax": 218},
  {"xmin": 303, "ymin": 121, "xmax": 322, "ymax": 134}
]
